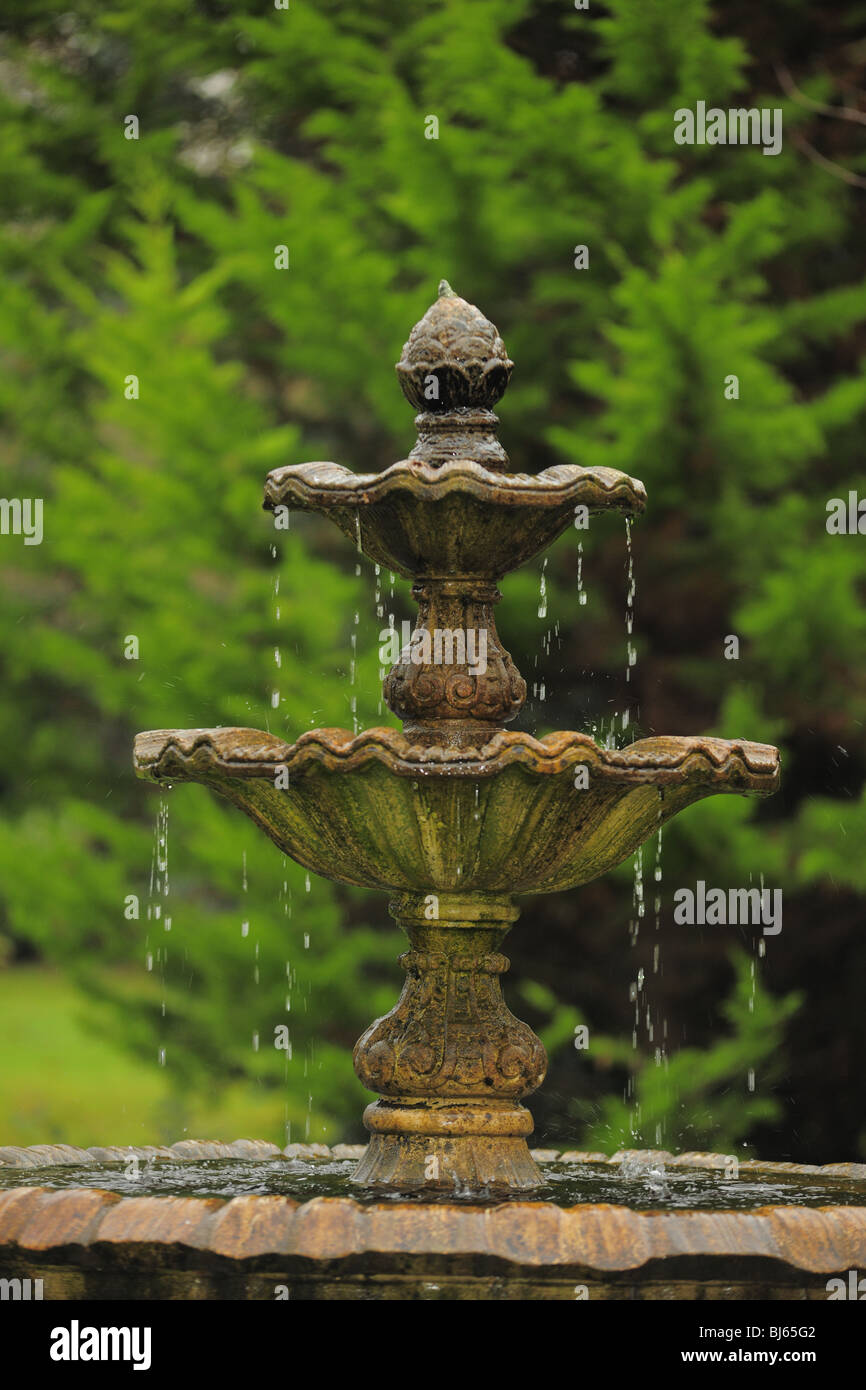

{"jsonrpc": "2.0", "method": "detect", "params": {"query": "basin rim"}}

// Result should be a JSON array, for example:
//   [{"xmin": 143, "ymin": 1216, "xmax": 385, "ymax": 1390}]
[{"xmin": 134, "ymin": 725, "xmax": 780, "ymax": 791}]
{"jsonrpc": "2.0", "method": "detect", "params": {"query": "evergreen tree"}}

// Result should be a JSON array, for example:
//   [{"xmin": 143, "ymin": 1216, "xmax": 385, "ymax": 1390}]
[{"xmin": 1, "ymin": 0, "xmax": 864, "ymax": 1156}]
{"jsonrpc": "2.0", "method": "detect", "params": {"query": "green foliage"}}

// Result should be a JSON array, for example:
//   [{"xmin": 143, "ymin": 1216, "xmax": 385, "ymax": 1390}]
[
  {"xmin": 0, "ymin": 0, "xmax": 863, "ymax": 1155},
  {"xmin": 528, "ymin": 952, "xmax": 802, "ymax": 1154},
  {"xmin": 589, "ymin": 952, "xmax": 802, "ymax": 1154}
]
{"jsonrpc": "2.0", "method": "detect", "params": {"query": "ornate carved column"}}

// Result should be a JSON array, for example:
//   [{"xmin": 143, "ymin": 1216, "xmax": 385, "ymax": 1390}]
[
  {"xmin": 353, "ymin": 892, "xmax": 547, "ymax": 1190},
  {"xmin": 382, "ymin": 579, "xmax": 526, "ymax": 748}
]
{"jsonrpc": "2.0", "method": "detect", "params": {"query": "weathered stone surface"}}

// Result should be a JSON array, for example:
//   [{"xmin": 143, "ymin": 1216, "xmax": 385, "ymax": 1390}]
[
  {"xmin": 558, "ymin": 1150, "xmax": 612, "ymax": 1163},
  {"xmin": 133, "ymin": 727, "xmax": 779, "ymax": 895},
  {"xmin": 0, "ymin": 1186, "xmax": 56, "ymax": 1238},
  {"xmin": 820, "ymin": 1163, "xmax": 866, "ymax": 1179},
  {"xmin": 352, "ymin": 894, "xmax": 546, "ymax": 1189},
  {"xmin": 88, "ymin": 1145, "xmax": 175, "ymax": 1162},
  {"xmin": 9, "ymin": 1188, "xmax": 119, "ymax": 1251},
  {"xmin": 383, "ymin": 579, "xmax": 526, "ymax": 744},
  {"xmin": 331, "ymin": 1144, "xmax": 366, "ymax": 1160},
  {"xmin": 395, "ymin": 280, "xmax": 513, "ymax": 418},
  {"xmin": 96, "ymin": 1195, "xmax": 222, "ymax": 1251},
  {"xmin": 209, "ymin": 1195, "xmax": 299, "ymax": 1260},
  {"xmin": 264, "ymin": 459, "xmax": 645, "ymax": 581},
  {"xmin": 0, "ymin": 1146, "xmax": 54, "ymax": 1168},
  {"xmin": 283, "ymin": 1143, "xmax": 331, "ymax": 1162},
  {"xmin": 1, "ymin": 1182, "xmax": 865, "ymax": 1275},
  {"xmin": 170, "ymin": 1140, "xmax": 233, "ymax": 1160},
  {"xmin": 223, "ymin": 1139, "xmax": 282, "ymax": 1159},
  {"xmin": 0, "ymin": 1144, "xmax": 94, "ymax": 1168},
  {"xmin": 0, "ymin": 1139, "xmax": 280, "ymax": 1171}
]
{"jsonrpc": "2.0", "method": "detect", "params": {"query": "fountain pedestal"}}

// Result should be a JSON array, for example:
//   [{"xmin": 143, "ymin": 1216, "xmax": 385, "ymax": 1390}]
[
  {"xmin": 353, "ymin": 893, "xmax": 546, "ymax": 1190},
  {"xmin": 383, "ymin": 579, "xmax": 526, "ymax": 748}
]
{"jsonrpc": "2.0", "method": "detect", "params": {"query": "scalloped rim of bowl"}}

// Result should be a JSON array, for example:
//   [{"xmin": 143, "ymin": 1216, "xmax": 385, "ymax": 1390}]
[
  {"xmin": 263, "ymin": 458, "xmax": 648, "ymax": 513},
  {"xmin": 134, "ymin": 725, "xmax": 780, "ymax": 792},
  {"xmin": 1, "ymin": 1143, "xmax": 864, "ymax": 1276}
]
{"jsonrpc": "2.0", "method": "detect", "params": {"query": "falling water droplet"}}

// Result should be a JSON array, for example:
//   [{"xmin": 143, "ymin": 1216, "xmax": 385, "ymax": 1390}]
[
  {"xmin": 577, "ymin": 542, "xmax": 587, "ymax": 606},
  {"xmin": 538, "ymin": 558, "xmax": 548, "ymax": 619},
  {"xmin": 654, "ymin": 820, "xmax": 663, "ymax": 930},
  {"xmin": 633, "ymin": 846, "xmax": 645, "ymax": 919}
]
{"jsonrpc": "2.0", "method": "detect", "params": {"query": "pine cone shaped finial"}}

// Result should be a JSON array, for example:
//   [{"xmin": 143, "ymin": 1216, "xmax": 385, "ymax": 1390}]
[{"xmin": 396, "ymin": 282, "xmax": 513, "ymax": 414}]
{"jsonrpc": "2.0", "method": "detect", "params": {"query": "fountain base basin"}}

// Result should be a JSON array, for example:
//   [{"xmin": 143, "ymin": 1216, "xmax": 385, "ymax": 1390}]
[{"xmin": 2, "ymin": 1143, "xmax": 866, "ymax": 1301}]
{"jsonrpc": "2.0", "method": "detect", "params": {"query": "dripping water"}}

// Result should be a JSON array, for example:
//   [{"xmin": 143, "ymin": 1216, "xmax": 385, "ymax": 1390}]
[
  {"xmin": 147, "ymin": 799, "xmax": 172, "ymax": 1064},
  {"xmin": 277, "ymin": 855, "xmax": 294, "ymax": 1142},
  {"xmin": 653, "ymin": 816, "xmax": 663, "ymax": 972},
  {"xmin": 350, "ymin": 609, "xmax": 360, "ymax": 733},
  {"xmin": 538, "ymin": 556, "xmax": 548, "ymax": 619},
  {"xmin": 625, "ymin": 517, "xmax": 636, "ymax": 684},
  {"xmin": 272, "ymin": 567, "xmax": 281, "ymax": 711}
]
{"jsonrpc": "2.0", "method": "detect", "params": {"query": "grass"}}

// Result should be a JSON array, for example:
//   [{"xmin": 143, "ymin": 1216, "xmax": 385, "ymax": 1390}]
[{"xmin": 0, "ymin": 966, "xmax": 293, "ymax": 1149}]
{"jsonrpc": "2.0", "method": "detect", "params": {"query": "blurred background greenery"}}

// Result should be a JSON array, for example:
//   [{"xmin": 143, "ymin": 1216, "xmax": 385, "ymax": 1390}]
[{"xmin": 0, "ymin": 0, "xmax": 864, "ymax": 1160}]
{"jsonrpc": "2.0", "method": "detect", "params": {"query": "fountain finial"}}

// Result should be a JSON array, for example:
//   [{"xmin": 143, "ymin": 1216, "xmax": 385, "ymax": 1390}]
[{"xmin": 395, "ymin": 282, "xmax": 513, "ymax": 469}]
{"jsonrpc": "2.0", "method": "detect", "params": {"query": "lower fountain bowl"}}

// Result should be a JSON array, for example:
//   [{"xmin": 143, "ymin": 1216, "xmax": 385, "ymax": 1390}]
[
  {"xmin": 2, "ymin": 1140, "xmax": 864, "ymax": 1301},
  {"xmin": 133, "ymin": 726, "xmax": 780, "ymax": 894}
]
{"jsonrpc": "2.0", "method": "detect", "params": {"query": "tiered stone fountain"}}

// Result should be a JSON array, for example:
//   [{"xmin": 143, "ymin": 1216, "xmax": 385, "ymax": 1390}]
[
  {"xmin": 134, "ymin": 281, "xmax": 779, "ymax": 1192},
  {"xmin": 2, "ymin": 284, "xmax": 864, "ymax": 1301}
]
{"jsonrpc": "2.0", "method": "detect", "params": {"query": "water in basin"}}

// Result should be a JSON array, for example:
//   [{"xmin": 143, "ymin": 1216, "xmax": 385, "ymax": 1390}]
[{"xmin": 3, "ymin": 1157, "xmax": 864, "ymax": 1209}]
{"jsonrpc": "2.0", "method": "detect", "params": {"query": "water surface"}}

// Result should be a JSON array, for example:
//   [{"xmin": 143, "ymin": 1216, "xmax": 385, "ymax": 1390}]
[{"xmin": 2, "ymin": 1158, "xmax": 864, "ymax": 1209}]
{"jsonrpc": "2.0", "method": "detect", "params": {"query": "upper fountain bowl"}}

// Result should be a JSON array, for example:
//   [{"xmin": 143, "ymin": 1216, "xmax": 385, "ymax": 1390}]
[
  {"xmin": 263, "ymin": 458, "xmax": 645, "ymax": 582},
  {"xmin": 263, "ymin": 280, "xmax": 646, "ymax": 581},
  {"xmin": 134, "ymin": 726, "xmax": 779, "ymax": 897}
]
